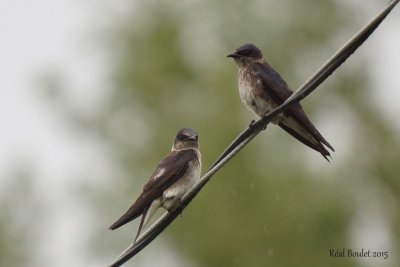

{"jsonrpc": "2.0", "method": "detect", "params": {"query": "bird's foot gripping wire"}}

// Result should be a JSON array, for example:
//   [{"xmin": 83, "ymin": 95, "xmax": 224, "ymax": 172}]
[
  {"xmin": 249, "ymin": 119, "xmax": 267, "ymax": 130},
  {"xmin": 248, "ymin": 120, "xmax": 256, "ymax": 128},
  {"xmin": 174, "ymin": 199, "xmax": 185, "ymax": 217},
  {"xmin": 164, "ymin": 198, "xmax": 184, "ymax": 217}
]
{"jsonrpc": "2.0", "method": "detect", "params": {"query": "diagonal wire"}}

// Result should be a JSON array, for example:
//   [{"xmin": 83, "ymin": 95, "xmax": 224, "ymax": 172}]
[
  {"xmin": 108, "ymin": 1, "xmax": 399, "ymax": 266},
  {"xmin": 212, "ymin": 0, "xmax": 400, "ymax": 168},
  {"xmin": 109, "ymin": 130, "xmax": 259, "ymax": 267}
]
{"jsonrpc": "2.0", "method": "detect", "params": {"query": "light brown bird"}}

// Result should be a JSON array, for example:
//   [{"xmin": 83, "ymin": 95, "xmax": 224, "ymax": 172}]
[
  {"xmin": 109, "ymin": 128, "xmax": 201, "ymax": 241},
  {"xmin": 228, "ymin": 43, "xmax": 334, "ymax": 160}
]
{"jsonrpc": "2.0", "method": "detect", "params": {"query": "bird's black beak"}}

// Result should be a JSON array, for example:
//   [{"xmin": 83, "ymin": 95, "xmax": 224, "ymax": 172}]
[{"xmin": 227, "ymin": 53, "xmax": 239, "ymax": 58}]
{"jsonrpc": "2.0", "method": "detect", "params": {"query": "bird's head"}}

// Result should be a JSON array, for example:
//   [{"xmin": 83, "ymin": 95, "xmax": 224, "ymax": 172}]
[
  {"xmin": 172, "ymin": 128, "xmax": 199, "ymax": 151},
  {"xmin": 227, "ymin": 43, "xmax": 263, "ymax": 66}
]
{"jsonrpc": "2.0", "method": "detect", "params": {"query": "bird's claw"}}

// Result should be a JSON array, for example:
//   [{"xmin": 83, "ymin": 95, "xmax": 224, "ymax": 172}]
[
  {"xmin": 248, "ymin": 120, "xmax": 256, "ymax": 128},
  {"xmin": 176, "ymin": 199, "xmax": 184, "ymax": 217},
  {"xmin": 166, "ymin": 199, "xmax": 184, "ymax": 217},
  {"xmin": 249, "ymin": 119, "xmax": 267, "ymax": 131}
]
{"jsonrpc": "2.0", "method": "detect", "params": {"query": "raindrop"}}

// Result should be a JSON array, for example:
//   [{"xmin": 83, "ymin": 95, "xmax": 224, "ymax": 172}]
[{"xmin": 263, "ymin": 226, "xmax": 269, "ymax": 235}]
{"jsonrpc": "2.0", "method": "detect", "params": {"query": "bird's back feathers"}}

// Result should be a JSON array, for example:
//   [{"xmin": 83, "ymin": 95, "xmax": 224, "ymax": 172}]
[
  {"xmin": 108, "ymin": 149, "xmax": 199, "ymax": 230},
  {"xmin": 247, "ymin": 62, "xmax": 334, "ymax": 159}
]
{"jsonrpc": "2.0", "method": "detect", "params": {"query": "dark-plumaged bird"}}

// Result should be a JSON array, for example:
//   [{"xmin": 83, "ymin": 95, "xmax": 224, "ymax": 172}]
[
  {"xmin": 228, "ymin": 43, "xmax": 334, "ymax": 160},
  {"xmin": 109, "ymin": 128, "xmax": 201, "ymax": 241}
]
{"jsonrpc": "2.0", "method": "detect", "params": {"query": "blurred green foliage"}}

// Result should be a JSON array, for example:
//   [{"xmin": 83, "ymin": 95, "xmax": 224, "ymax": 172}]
[
  {"xmin": 0, "ymin": 166, "xmax": 43, "ymax": 267},
  {"xmin": 84, "ymin": 1, "xmax": 398, "ymax": 266},
  {"xmin": 90, "ymin": 0, "xmax": 399, "ymax": 266}
]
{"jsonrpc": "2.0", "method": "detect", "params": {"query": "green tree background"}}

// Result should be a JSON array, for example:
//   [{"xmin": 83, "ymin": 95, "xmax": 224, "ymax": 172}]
[{"xmin": 1, "ymin": 1, "xmax": 399, "ymax": 266}]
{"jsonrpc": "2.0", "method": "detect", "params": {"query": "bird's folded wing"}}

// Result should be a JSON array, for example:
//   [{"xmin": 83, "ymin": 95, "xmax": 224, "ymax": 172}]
[
  {"xmin": 250, "ymin": 63, "xmax": 333, "ymax": 150},
  {"xmin": 109, "ymin": 149, "xmax": 198, "ymax": 230}
]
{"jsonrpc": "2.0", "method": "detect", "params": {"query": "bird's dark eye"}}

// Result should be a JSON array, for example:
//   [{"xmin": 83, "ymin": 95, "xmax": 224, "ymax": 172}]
[
  {"xmin": 241, "ymin": 50, "xmax": 250, "ymax": 56},
  {"xmin": 177, "ymin": 134, "xmax": 186, "ymax": 141},
  {"xmin": 237, "ymin": 49, "xmax": 251, "ymax": 56}
]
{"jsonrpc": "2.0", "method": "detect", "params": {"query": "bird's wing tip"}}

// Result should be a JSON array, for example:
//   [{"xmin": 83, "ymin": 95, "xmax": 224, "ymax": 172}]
[{"xmin": 108, "ymin": 223, "xmax": 118, "ymax": 230}]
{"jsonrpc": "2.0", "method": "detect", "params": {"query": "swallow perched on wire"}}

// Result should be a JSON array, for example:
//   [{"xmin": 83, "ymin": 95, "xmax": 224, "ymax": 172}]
[
  {"xmin": 228, "ymin": 43, "xmax": 334, "ymax": 160},
  {"xmin": 109, "ymin": 128, "xmax": 201, "ymax": 241}
]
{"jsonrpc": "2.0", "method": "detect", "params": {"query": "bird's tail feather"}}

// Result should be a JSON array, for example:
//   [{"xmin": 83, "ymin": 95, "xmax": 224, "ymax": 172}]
[
  {"xmin": 109, "ymin": 207, "xmax": 142, "ymax": 230},
  {"xmin": 278, "ymin": 121, "xmax": 331, "ymax": 161},
  {"xmin": 134, "ymin": 208, "xmax": 148, "ymax": 242},
  {"xmin": 134, "ymin": 199, "xmax": 161, "ymax": 242}
]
